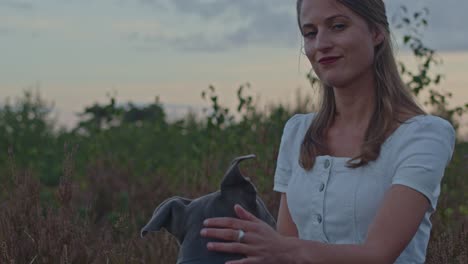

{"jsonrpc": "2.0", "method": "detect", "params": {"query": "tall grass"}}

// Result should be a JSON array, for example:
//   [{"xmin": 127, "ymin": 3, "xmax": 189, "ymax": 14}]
[{"xmin": 0, "ymin": 89, "xmax": 466, "ymax": 263}]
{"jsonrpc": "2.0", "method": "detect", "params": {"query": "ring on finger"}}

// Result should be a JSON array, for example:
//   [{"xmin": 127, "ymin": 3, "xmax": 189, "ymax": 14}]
[{"xmin": 237, "ymin": 229, "xmax": 245, "ymax": 243}]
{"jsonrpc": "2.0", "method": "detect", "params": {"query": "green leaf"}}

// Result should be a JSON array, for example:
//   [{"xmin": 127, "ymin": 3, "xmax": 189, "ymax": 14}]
[{"xmin": 403, "ymin": 35, "xmax": 411, "ymax": 44}]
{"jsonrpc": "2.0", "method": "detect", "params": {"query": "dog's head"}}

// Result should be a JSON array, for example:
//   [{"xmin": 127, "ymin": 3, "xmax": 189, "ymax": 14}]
[{"xmin": 141, "ymin": 154, "xmax": 276, "ymax": 264}]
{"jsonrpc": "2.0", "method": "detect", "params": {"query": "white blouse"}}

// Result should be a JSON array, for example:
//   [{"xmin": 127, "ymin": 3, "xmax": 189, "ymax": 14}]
[{"xmin": 273, "ymin": 113, "xmax": 455, "ymax": 264}]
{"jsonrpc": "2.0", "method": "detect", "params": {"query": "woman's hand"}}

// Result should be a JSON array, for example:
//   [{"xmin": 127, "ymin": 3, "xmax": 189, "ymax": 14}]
[{"xmin": 200, "ymin": 204, "xmax": 298, "ymax": 264}]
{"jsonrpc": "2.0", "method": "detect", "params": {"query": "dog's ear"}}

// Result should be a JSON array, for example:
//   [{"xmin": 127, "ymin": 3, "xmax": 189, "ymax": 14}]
[
  {"xmin": 221, "ymin": 154, "xmax": 257, "ymax": 201},
  {"xmin": 140, "ymin": 196, "xmax": 192, "ymax": 243}
]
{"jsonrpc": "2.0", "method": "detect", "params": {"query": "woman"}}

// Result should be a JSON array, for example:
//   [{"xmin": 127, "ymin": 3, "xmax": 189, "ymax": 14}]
[{"xmin": 200, "ymin": 0, "xmax": 455, "ymax": 263}]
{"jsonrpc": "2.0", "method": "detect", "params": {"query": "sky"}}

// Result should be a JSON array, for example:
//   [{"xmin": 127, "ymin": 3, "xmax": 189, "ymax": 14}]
[{"xmin": 1, "ymin": 0, "xmax": 467, "ymax": 137}]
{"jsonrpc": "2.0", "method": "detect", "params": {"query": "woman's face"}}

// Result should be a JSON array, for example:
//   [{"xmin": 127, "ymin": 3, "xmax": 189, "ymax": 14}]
[{"xmin": 299, "ymin": 0, "xmax": 383, "ymax": 88}]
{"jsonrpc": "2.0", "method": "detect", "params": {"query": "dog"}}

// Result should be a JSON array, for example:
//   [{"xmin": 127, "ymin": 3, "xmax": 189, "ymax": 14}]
[{"xmin": 141, "ymin": 154, "xmax": 277, "ymax": 264}]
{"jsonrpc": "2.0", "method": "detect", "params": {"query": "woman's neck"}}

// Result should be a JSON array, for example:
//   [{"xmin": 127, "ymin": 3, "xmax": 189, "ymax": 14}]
[{"xmin": 332, "ymin": 75, "xmax": 376, "ymax": 129}]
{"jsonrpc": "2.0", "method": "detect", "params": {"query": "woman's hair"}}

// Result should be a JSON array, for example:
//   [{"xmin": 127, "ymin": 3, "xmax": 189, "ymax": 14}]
[{"xmin": 296, "ymin": 0, "xmax": 426, "ymax": 169}]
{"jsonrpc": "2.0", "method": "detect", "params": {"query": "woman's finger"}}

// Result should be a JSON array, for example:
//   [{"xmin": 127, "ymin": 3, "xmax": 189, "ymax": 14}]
[
  {"xmin": 200, "ymin": 228, "xmax": 239, "ymax": 242},
  {"xmin": 203, "ymin": 217, "xmax": 256, "ymax": 231},
  {"xmin": 206, "ymin": 241, "xmax": 252, "ymax": 255},
  {"xmin": 226, "ymin": 256, "xmax": 263, "ymax": 264},
  {"xmin": 201, "ymin": 227, "xmax": 260, "ymax": 244},
  {"xmin": 234, "ymin": 204, "xmax": 261, "ymax": 223}
]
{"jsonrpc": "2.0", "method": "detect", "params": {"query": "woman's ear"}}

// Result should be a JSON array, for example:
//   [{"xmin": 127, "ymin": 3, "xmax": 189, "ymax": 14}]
[{"xmin": 372, "ymin": 27, "xmax": 385, "ymax": 47}]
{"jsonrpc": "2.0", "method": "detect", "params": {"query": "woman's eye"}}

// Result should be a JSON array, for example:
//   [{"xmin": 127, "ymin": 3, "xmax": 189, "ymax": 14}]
[
  {"xmin": 332, "ymin": 23, "xmax": 346, "ymax": 30},
  {"xmin": 304, "ymin": 31, "xmax": 317, "ymax": 38}
]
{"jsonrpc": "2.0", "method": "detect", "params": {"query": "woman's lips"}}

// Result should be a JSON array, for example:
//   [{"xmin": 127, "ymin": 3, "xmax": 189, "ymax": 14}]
[{"xmin": 319, "ymin": 56, "xmax": 342, "ymax": 65}]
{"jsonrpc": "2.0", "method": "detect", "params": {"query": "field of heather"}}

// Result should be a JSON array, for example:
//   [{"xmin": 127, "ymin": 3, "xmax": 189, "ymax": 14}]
[{"xmin": 0, "ymin": 90, "xmax": 467, "ymax": 263}]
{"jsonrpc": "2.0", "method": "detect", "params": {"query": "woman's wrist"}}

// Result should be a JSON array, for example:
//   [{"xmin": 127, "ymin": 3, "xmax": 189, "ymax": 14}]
[
  {"xmin": 293, "ymin": 238, "xmax": 322, "ymax": 264},
  {"xmin": 281, "ymin": 236, "xmax": 310, "ymax": 264}
]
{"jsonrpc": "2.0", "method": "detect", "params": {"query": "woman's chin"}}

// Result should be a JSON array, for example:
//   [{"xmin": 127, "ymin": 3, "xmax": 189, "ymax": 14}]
[
  {"xmin": 321, "ymin": 77, "xmax": 347, "ymax": 88},
  {"xmin": 316, "ymin": 71, "xmax": 342, "ymax": 86}
]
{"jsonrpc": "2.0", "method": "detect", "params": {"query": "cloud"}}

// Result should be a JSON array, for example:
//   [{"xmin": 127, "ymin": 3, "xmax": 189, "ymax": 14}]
[
  {"xmin": 130, "ymin": 0, "xmax": 298, "ymax": 52},
  {"xmin": 123, "ymin": 31, "xmax": 229, "ymax": 52},
  {"xmin": 386, "ymin": 0, "xmax": 468, "ymax": 51},
  {"xmin": 0, "ymin": 0, "xmax": 33, "ymax": 10},
  {"xmin": 136, "ymin": 0, "xmax": 169, "ymax": 12},
  {"xmin": 0, "ymin": 28, "xmax": 10, "ymax": 36},
  {"xmin": 0, "ymin": 16, "xmax": 67, "ymax": 38},
  {"xmin": 224, "ymin": 10, "xmax": 298, "ymax": 47},
  {"xmin": 132, "ymin": 0, "xmax": 468, "ymax": 52},
  {"xmin": 422, "ymin": 0, "xmax": 468, "ymax": 51},
  {"xmin": 113, "ymin": 19, "xmax": 161, "ymax": 33},
  {"xmin": 169, "ymin": 0, "xmax": 290, "ymax": 19}
]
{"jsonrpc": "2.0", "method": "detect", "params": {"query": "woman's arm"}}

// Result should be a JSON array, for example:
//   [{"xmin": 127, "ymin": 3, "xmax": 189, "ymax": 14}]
[
  {"xmin": 292, "ymin": 184, "xmax": 429, "ymax": 264},
  {"xmin": 201, "ymin": 184, "xmax": 429, "ymax": 264},
  {"xmin": 276, "ymin": 193, "xmax": 299, "ymax": 237}
]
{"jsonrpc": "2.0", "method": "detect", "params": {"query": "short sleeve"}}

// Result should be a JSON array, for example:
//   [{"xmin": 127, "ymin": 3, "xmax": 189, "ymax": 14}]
[
  {"xmin": 391, "ymin": 116, "xmax": 456, "ymax": 213},
  {"xmin": 273, "ymin": 114, "xmax": 303, "ymax": 193}
]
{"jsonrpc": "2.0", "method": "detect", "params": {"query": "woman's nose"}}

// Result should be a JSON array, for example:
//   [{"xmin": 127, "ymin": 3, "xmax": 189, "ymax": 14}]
[{"xmin": 315, "ymin": 31, "xmax": 333, "ymax": 52}]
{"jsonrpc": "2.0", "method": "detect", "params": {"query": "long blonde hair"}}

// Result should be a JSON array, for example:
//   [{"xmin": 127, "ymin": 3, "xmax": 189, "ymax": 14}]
[{"xmin": 296, "ymin": 0, "xmax": 426, "ymax": 169}]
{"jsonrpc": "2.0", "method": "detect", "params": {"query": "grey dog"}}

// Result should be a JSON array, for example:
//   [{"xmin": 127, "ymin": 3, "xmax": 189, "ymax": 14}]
[{"xmin": 141, "ymin": 154, "xmax": 277, "ymax": 264}]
